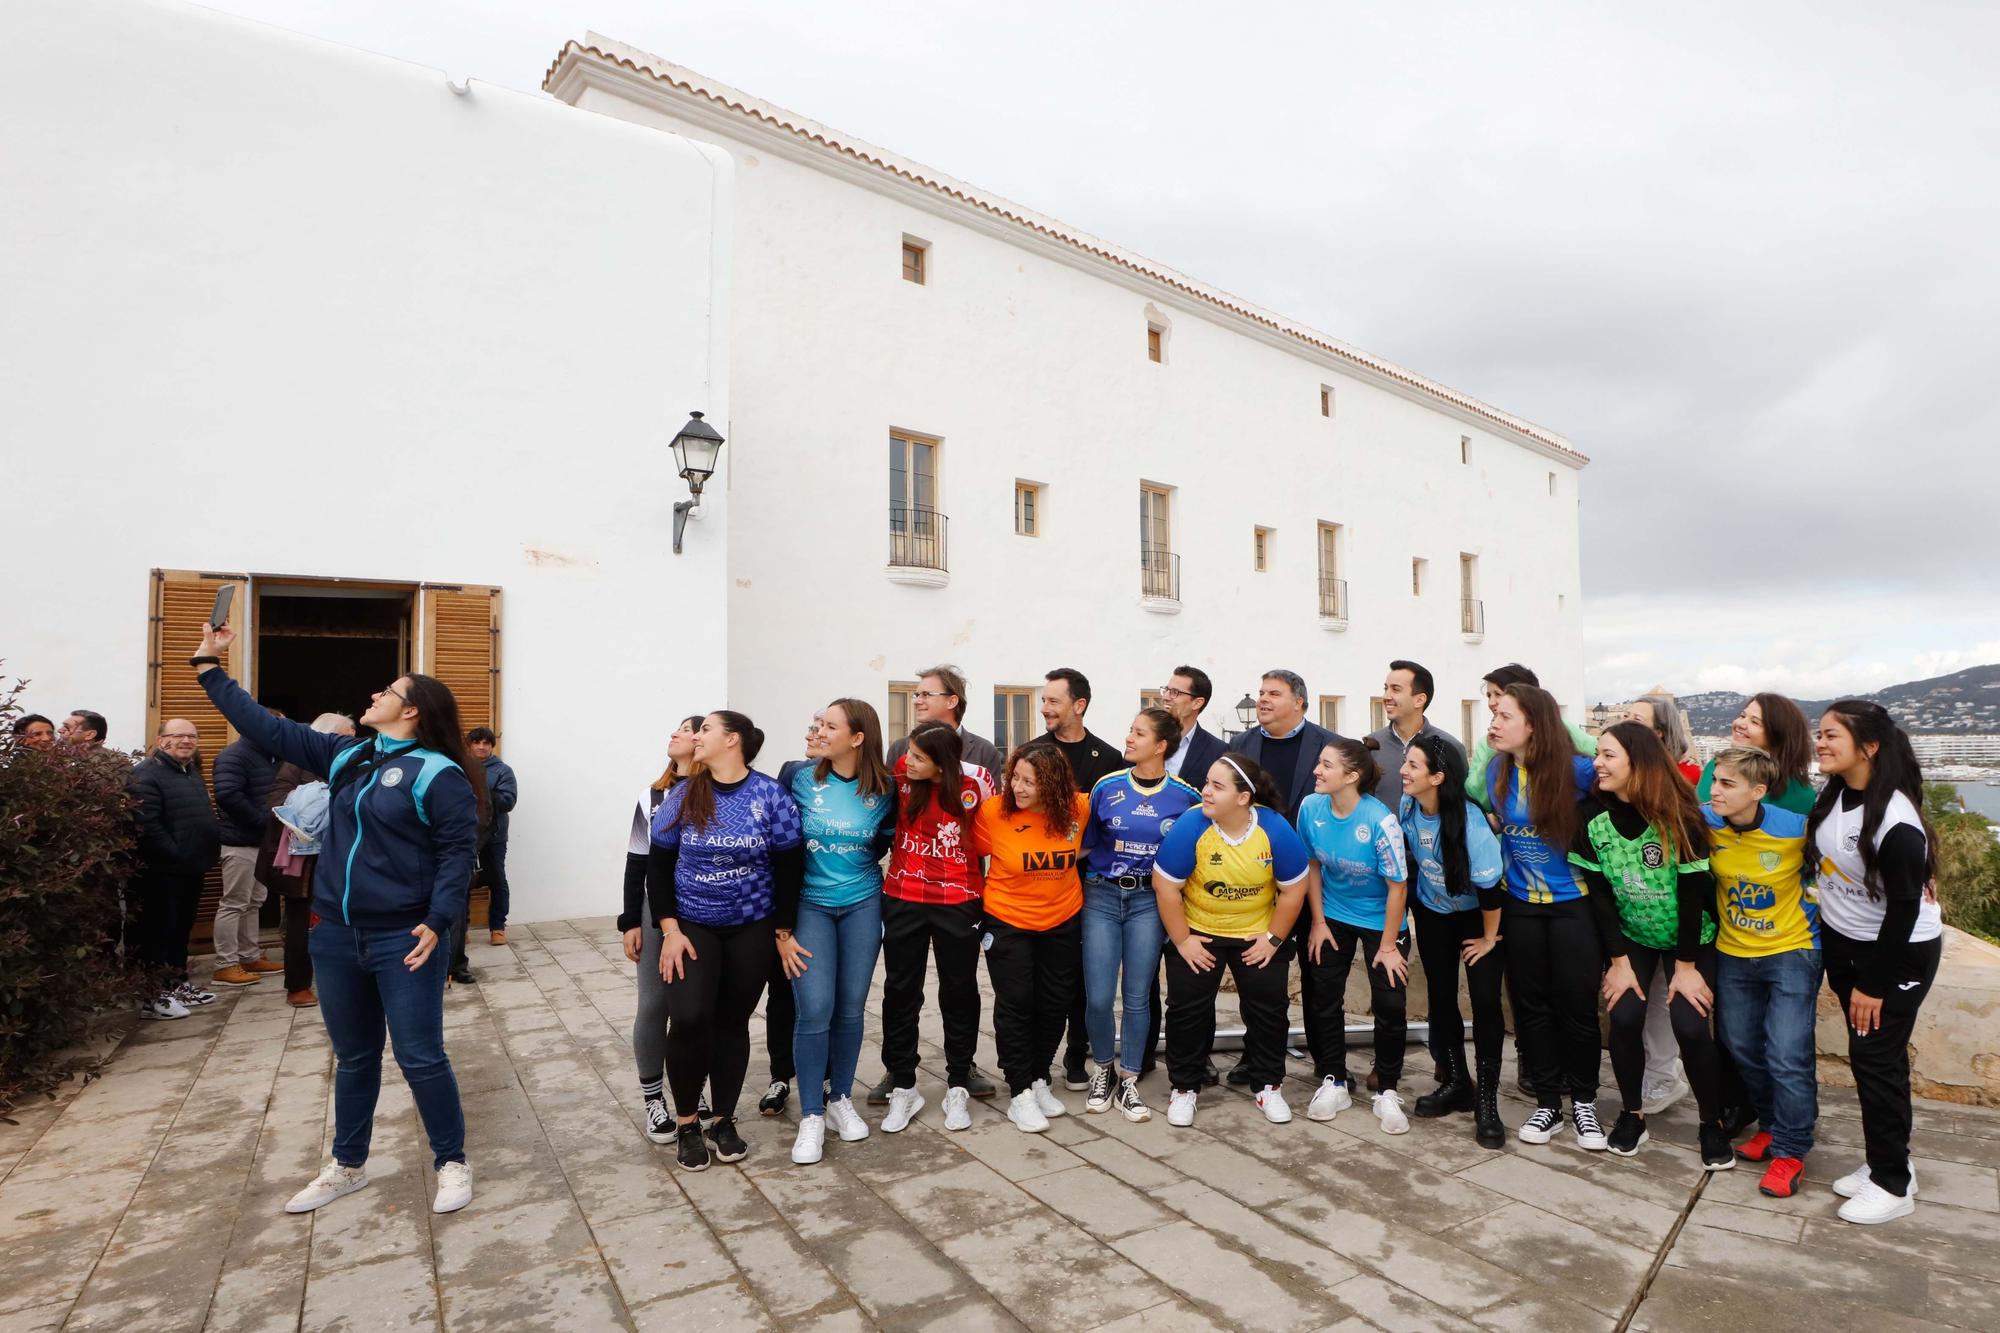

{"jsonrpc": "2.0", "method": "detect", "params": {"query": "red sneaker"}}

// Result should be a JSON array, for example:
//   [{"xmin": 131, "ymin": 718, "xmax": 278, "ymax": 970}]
[
  {"xmin": 1759, "ymin": 1156, "xmax": 1805, "ymax": 1198},
  {"xmin": 1737, "ymin": 1131, "xmax": 1774, "ymax": 1163}
]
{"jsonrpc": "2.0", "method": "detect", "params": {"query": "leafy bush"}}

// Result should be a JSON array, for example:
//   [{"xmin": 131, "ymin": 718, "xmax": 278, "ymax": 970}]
[
  {"xmin": 0, "ymin": 668, "xmax": 147, "ymax": 1112},
  {"xmin": 1923, "ymin": 782, "xmax": 2000, "ymax": 944}
]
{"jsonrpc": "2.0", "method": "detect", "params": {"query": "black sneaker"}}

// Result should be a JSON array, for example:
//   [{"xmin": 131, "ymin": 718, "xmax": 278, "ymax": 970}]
[
  {"xmin": 449, "ymin": 966, "xmax": 476, "ymax": 986},
  {"xmin": 697, "ymin": 1093, "xmax": 714, "ymax": 1124},
  {"xmin": 706, "ymin": 1117, "xmax": 748, "ymax": 1163},
  {"xmin": 1063, "ymin": 1061, "xmax": 1089, "ymax": 1092},
  {"xmin": 966, "ymin": 1071, "xmax": 997, "ymax": 1100},
  {"xmin": 758, "ymin": 1081, "xmax": 790, "ymax": 1116},
  {"xmin": 1225, "ymin": 1062, "xmax": 1253, "ymax": 1088},
  {"xmin": 675, "ymin": 1123, "xmax": 710, "ymax": 1172},
  {"xmin": 1085, "ymin": 1065, "xmax": 1115, "ymax": 1113},
  {"xmin": 1720, "ymin": 1103, "xmax": 1758, "ymax": 1138},
  {"xmin": 1607, "ymin": 1110, "xmax": 1648, "ymax": 1157},
  {"xmin": 1202, "ymin": 1060, "xmax": 1221, "ymax": 1088},
  {"xmin": 643, "ymin": 1096, "xmax": 674, "ymax": 1145},
  {"xmin": 867, "ymin": 1073, "xmax": 898, "ymax": 1106},
  {"xmin": 1699, "ymin": 1123, "xmax": 1736, "ymax": 1172}
]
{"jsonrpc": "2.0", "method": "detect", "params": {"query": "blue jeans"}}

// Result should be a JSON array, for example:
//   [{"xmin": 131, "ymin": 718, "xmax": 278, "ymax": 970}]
[
  {"xmin": 1081, "ymin": 879, "xmax": 1165, "ymax": 1070},
  {"xmin": 790, "ymin": 896, "xmax": 882, "ymax": 1116},
  {"xmin": 310, "ymin": 919, "xmax": 466, "ymax": 1170},
  {"xmin": 1715, "ymin": 947, "xmax": 1821, "ymax": 1160}
]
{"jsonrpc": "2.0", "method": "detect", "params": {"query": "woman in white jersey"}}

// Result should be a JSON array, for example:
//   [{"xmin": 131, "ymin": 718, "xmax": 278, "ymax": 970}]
[{"xmin": 1806, "ymin": 700, "xmax": 1941, "ymax": 1226}]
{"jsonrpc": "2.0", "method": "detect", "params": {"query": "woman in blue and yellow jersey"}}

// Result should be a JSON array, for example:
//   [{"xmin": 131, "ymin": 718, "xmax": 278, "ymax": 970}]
[
  {"xmin": 1485, "ymin": 683, "xmax": 1604, "ymax": 1150},
  {"xmin": 1151, "ymin": 755, "xmax": 1311, "ymax": 1130}
]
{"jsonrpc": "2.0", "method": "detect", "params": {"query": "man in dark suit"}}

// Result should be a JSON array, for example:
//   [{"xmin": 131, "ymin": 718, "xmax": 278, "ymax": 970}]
[
  {"xmin": 1160, "ymin": 665, "xmax": 1226, "ymax": 784},
  {"xmin": 1224, "ymin": 668, "xmax": 1342, "ymax": 1084}
]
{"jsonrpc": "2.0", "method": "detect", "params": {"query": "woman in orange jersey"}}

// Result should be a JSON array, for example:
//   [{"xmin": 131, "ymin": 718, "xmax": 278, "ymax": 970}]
[{"xmin": 973, "ymin": 743, "xmax": 1092, "ymax": 1134}]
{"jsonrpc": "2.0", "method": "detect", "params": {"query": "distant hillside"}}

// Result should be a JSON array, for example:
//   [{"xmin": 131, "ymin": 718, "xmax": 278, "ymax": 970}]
[{"xmin": 1673, "ymin": 664, "xmax": 2000, "ymax": 735}]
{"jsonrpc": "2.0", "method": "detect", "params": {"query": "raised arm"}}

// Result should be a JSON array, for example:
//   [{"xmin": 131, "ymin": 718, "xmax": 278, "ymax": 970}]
[{"xmin": 194, "ymin": 626, "xmax": 345, "ymax": 777}]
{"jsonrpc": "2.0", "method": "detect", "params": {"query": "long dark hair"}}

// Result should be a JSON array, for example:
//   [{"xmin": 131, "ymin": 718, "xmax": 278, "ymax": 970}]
[
  {"xmin": 653, "ymin": 714, "xmax": 705, "ymax": 792},
  {"xmin": 674, "ymin": 710, "xmax": 765, "ymax": 834},
  {"xmin": 1408, "ymin": 733, "xmax": 1472, "ymax": 900},
  {"xmin": 1806, "ymin": 700, "xmax": 1937, "ymax": 899},
  {"xmin": 1599, "ymin": 722, "xmax": 1710, "ymax": 865},
  {"xmin": 402, "ymin": 673, "xmax": 488, "ymax": 822},
  {"xmin": 1213, "ymin": 753, "xmax": 1285, "ymax": 812},
  {"xmin": 1326, "ymin": 736, "xmax": 1382, "ymax": 797},
  {"xmin": 814, "ymin": 698, "xmax": 893, "ymax": 798},
  {"xmin": 1490, "ymin": 683, "xmax": 1582, "ymax": 850},
  {"xmin": 1002, "ymin": 743, "xmax": 1080, "ymax": 839},
  {"xmin": 1747, "ymin": 692, "xmax": 1813, "ymax": 793},
  {"xmin": 902, "ymin": 720, "xmax": 972, "ymax": 833}
]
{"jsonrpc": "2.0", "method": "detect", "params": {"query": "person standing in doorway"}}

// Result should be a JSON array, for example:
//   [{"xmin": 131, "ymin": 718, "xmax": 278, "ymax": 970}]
[
  {"xmin": 466, "ymin": 728, "xmax": 517, "ymax": 946},
  {"xmin": 211, "ymin": 701, "xmax": 285, "ymax": 989},
  {"xmin": 257, "ymin": 712, "xmax": 356, "ymax": 1007},
  {"xmin": 1041, "ymin": 667, "xmax": 1120, "ymax": 1091},
  {"xmin": 126, "ymin": 718, "xmax": 222, "ymax": 1019},
  {"xmin": 195, "ymin": 625, "xmax": 485, "ymax": 1216}
]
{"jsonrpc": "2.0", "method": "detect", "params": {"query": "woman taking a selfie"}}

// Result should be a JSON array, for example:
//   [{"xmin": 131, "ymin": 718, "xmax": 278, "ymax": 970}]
[
  {"xmin": 620, "ymin": 716, "xmax": 704, "ymax": 1144},
  {"xmin": 193, "ymin": 624, "xmax": 485, "ymax": 1217},
  {"xmin": 647, "ymin": 711, "xmax": 802, "ymax": 1172}
]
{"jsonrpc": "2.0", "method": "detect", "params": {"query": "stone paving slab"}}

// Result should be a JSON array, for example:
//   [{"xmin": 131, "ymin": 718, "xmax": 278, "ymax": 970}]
[{"xmin": 4, "ymin": 916, "xmax": 1997, "ymax": 1331}]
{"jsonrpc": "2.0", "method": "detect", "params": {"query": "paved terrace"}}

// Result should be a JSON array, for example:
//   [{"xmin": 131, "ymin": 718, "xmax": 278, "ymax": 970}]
[{"xmin": 3, "ymin": 918, "xmax": 1998, "ymax": 1333}]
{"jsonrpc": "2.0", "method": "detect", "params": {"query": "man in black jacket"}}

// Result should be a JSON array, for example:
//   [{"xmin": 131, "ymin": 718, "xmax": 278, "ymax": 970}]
[
  {"xmin": 211, "ymin": 706, "xmax": 284, "ymax": 987},
  {"xmin": 127, "ymin": 718, "xmax": 222, "ymax": 1018}
]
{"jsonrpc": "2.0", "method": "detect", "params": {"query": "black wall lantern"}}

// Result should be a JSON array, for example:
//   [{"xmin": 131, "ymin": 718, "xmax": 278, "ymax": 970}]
[
  {"xmin": 670, "ymin": 410, "xmax": 725, "ymax": 555},
  {"xmin": 1234, "ymin": 694, "xmax": 1258, "ymax": 730}
]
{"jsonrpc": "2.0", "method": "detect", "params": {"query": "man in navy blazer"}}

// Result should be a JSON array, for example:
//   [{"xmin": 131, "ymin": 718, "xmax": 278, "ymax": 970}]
[{"xmin": 1159, "ymin": 665, "xmax": 1227, "ymax": 785}]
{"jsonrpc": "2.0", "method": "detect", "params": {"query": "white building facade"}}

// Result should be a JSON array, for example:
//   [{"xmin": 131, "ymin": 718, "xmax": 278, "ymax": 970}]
[{"xmin": 546, "ymin": 37, "xmax": 1587, "ymax": 759}]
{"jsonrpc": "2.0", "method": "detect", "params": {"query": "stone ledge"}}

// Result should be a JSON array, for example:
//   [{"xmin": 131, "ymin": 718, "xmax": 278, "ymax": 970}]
[{"xmin": 1816, "ymin": 924, "xmax": 2000, "ymax": 1107}]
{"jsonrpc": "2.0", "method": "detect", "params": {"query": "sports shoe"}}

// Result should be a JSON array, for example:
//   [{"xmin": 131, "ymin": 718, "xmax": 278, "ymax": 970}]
[
  {"xmin": 758, "ymin": 1081, "xmax": 790, "ymax": 1116},
  {"xmin": 173, "ymin": 981, "xmax": 217, "ymax": 1007},
  {"xmin": 1833, "ymin": 1163, "xmax": 1918, "ymax": 1199},
  {"xmin": 211, "ymin": 964, "xmax": 261, "ymax": 987},
  {"xmin": 1372, "ymin": 1090, "xmax": 1410, "ymax": 1135},
  {"xmin": 244, "ymin": 958, "xmax": 285, "ymax": 974},
  {"xmin": 1607, "ymin": 1111, "xmax": 1648, "ymax": 1157},
  {"xmin": 1572, "ymin": 1101, "xmax": 1608, "ymax": 1151},
  {"xmin": 432, "ymin": 1161, "xmax": 473, "ymax": 1214},
  {"xmin": 1699, "ymin": 1123, "xmax": 1735, "ymax": 1171},
  {"xmin": 706, "ymin": 1117, "xmax": 748, "ymax": 1163},
  {"xmin": 967, "ymin": 1072, "xmax": 997, "ymax": 1100},
  {"xmin": 825, "ymin": 1097, "xmax": 870, "ymax": 1143},
  {"xmin": 643, "ymin": 1097, "xmax": 675, "ymax": 1144},
  {"xmin": 1085, "ymin": 1065, "xmax": 1115, "ymax": 1114},
  {"xmin": 942, "ymin": 1086, "xmax": 973, "ymax": 1131},
  {"xmin": 1062, "ymin": 1060, "xmax": 1089, "ymax": 1092},
  {"xmin": 141, "ymin": 993, "xmax": 189, "ymax": 1021},
  {"xmin": 1640, "ymin": 1072, "xmax": 1689, "ymax": 1116},
  {"xmin": 1031, "ymin": 1080, "xmax": 1067, "ymax": 1119},
  {"xmin": 791, "ymin": 1115, "xmax": 826, "ymax": 1164},
  {"xmin": 1758, "ymin": 1156, "xmax": 1805, "ymax": 1198},
  {"xmin": 1837, "ymin": 1179, "xmax": 1915, "ymax": 1225},
  {"xmin": 867, "ymin": 1073, "xmax": 898, "ymax": 1105},
  {"xmin": 1225, "ymin": 1062, "xmax": 1253, "ymax": 1087},
  {"xmin": 1007, "ymin": 1088, "xmax": 1050, "ymax": 1133},
  {"xmin": 1737, "ymin": 1130, "xmax": 1774, "ymax": 1163},
  {"xmin": 286, "ymin": 1161, "xmax": 369, "ymax": 1213},
  {"xmin": 286, "ymin": 988, "xmax": 317, "ymax": 1007},
  {"xmin": 882, "ymin": 1086, "xmax": 925, "ymax": 1133},
  {"xmin": 676, "ymin": 1123, "xmax": 710, "ymax": 1172},
  {"xmin": 1166, "ymin": 1088, "xmax": 1198, "ymax": 1127},
  {"xmin": 1518, "ymin": 1106, "xmax": 1564, "ymax": 1144},
  {"xmin": 1112, "ymin": 1077, "xmax": 1151, "ymax": 1123},
  {"xmin": 1307, "ymin": 1076, "xmax": 1351, "ymax": 1122},
  {"xmin": 1255, "ymin": 1084, "xmax": 1292, "ymax": 1124},
  {"xmin": 1721, "ymin": 1102, "xmax": 1759, "ymax": 1137},
  {"xmin": 697, "ymin": 1093, "xmax": 713, "ymax": 1124}
]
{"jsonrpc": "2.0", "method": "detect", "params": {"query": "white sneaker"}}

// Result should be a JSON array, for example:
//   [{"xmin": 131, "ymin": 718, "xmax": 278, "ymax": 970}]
[
  {"xmin": 286, "ymin": 1161, "xmax": 368, "ymax": 1214},
  {"xmin": 1166, "ymin": 1088, "xmax": 1198, "ymax": 1127},
  {"xmin": 141, "ymin": 993, "xmax": 189, "ymax": 1021},
  {"xmin": 643, "ymin": 1097, "xmax": 675, "ymax": 1144},
  {"xmin": 1373, "ymin": 1090, "xmax": 1410, "ymax": 1135},
  {"xmin": 1307, "ymin": 1076, "xmax": 1351, "ymax": 1122},
  {"xmin": 173, "ymin": 981, "xmax": 217, "ymax": 1007},
  {"xmin": 791, "ymin": 1115, "xmax": 826, "ymax": 1164},
  {"xmin": 1031, "ymin": 1079, "xmax": 1067, "ymax": 1119},
  {"xmin": 825, "ymin": 1097, "xmax": 870, "ymax": 1142},
  {"xmin": 1007, "ymin": 1088, "xmax": 1050, "ymax": 1133},
  {"xmin": 942, "ymin": 1086, "xmax": 973, "ymax": 1131},
  {"xmin": 432, "ymin": 1161, "xmax": 473, "ymax": 1213},
  {"xmin": 1255, "ymin": 1084, "xmax": 1292, "ymax": 1124},
  {"xmin": 1837, "ymin": 1178, "xmax": 1916, "ymax": 1225},
  {"xmin": 881, "ymin": 1086, "xmax": 925, "ymax": 1134},
  {"xmin": 1640, "ymin": 1073, "xmax": 1689, "ymax": 1116},
  {"xmin": 1833, "ymin": 1162, "xmax": 1919, "ymax": 1199}
]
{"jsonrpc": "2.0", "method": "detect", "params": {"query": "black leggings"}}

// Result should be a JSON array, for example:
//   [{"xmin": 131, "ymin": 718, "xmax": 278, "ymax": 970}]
[
  {"xmin": 1503, "ymin": 896, "xmax": 1602, "ymax": 1107},
  {"xmin": 1607, "ymin": 938, "xmax": 1723, "ymax": 1121},
  {"xmin": 1412, "ymin": 901, "xmax": 1505, "ymax": 1069},
  {"xmin": 662, "ymin": 917, "xmax": 774, "ymax": 1121},
  {"xmin": 1303, "ymin": 921, "xmax": 1409, "ymax": 1089}
]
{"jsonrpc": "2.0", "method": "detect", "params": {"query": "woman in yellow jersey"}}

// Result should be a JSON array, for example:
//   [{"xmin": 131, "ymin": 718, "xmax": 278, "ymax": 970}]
[{"xmin": 1150, "ymin": 755, "xmax": 1311, "ymax": 1129}]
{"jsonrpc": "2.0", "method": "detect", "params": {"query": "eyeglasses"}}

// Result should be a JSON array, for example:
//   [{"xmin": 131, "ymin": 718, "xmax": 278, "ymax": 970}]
[
  {"xmin": 1157, "ymin": 685, "xmax": 1191, "ymax": 700},
  {"xmin": 382, "ymin": 683, "xmax": 410, "ymax": 704},
  {"xmin": 911, "ymin": 690, "xmax": 954, "ymax": 700},
  {"xmin": 160, "ymin": 732, "xmax": 198, "ymax": 742}
]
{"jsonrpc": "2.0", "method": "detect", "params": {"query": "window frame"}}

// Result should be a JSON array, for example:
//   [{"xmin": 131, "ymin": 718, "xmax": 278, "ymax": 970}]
[
  {"xmin": 886, "ymin": 680, "xmax": 921, "ymax": 744},
  {"xmin": 1318, "ymin": 695, "xmax": 1342, "ymax": 733},
  {"xmin": 1014, "ymin": 480, "xmax": 1042, "ymax": 537},
  {"xmin": 1253, "ymin": 525, "xmax": 1273, "ymax": 572},
  {"xmin": 994, "ymin": 686, "xmax": 1037, "ymax": 757},
  {"xmin": 901, "ymin": 236, "xmax": 928, "ymax": 285}
]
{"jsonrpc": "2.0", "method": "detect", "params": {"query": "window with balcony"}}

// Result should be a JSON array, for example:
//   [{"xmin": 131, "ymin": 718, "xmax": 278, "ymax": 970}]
[
  {"xmin": 994, "ymin": 688, "xmax": 1035, "ymax": 756},
  {"xmin": 1316, "ymin": 521, "xmax": 1347, "ymax": 623},
  {"xmin": 1460, "ymin": 553, "xmax": 1484, "ymax": 638},
  {"xmin": 901, "ymin": 237, "xmax": 927, "ymax": 284},
  {"xmin": 1140, "ymin": 483, "xmax": 1179, "ymax": 603},
  {"xmin": 889, "ymin": 431, "xmax": 946, "ymax": 574},
  {"xmin": 1014, "ymin": 481, "xmax": 1042, "ymax": 537}
]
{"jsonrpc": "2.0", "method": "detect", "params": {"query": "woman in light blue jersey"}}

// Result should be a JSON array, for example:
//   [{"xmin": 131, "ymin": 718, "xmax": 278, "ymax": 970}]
[{"xmin": 1079, "ymin": 707, "xmax": 1201, "ymax": 1122}]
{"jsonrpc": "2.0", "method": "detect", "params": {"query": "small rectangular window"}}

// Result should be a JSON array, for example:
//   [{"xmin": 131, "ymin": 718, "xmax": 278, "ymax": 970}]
[
  {"xmin": 886, "ymin": 681, "xmax": 920, "ymax": 743},
  {"xmin": 1320, "ymin": 385, "xmax": 1334, "ymax": 418},
  {"xmin": 1461, "ymin": 700, "xmax": 1478, "ymax": 750},
  {"xmin": 1253, "ymin": 526, "xmax": 1272, "ymax": 572},
  {"xmin": 1147, "ymin": 325, "xmax": 1163, "ymax": 363},
  {"xmin": 1548, "ymin": 471, "xmax": 1558, "ymax": 496},
  {"xmin": 1412, "ymin": 558, "xmax": 1426, "ymax": 596},
  {"xmin": 1014, "ymin": 481, "xmax": 1041, "ymax": 537},
  {"xmin": 901, "ymin": 238, "xmax": 927, "ymax": 284},
  {"xmin": 1460, "ymin": 435, "xmax": 1471, "ymax": 465},
  {"xmin": 1139, "ymin": 689, "xmax": 1164, "ymax": 711},
  {"xmin": 1371, "ymin": 697, "xmax": 1388, "ymax": 732},
  {"xmin": 994, "ymin": 687, "xmax": 1036, "ymax": 756},
  {"xmin": 1319, "ymin": 695, "xmax": 1342, "ymax": 733},
  {"xmin": 1317, "ymin": 522, "xmax": 1345, "ymax": 618}
]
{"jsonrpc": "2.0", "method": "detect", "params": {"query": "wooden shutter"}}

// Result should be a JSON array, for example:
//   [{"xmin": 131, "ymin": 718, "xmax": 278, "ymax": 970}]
[
  {"xmin": 419, "ymin": 584, "xmax": 500, "ymax": 928},
  {"xmin": 148, "ymin": 568, "xmax": 249, "ymax": 944}
]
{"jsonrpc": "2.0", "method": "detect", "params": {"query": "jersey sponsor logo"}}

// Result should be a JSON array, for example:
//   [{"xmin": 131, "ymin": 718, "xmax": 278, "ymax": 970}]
[
  {"xmin": 1203, "ymin": 879, "xmax": 1263, "ymax": 901},
  {"xmin": 381, "ymin": 769, "xmax": 403, "ymax": 788},
  {"xmin": 1023, "ymin": 849, "xmax": 1077, "ymax": 872},
  {"xmin": 1723, "ymin": 878, "xmax": 1779, "ymax": 932},
  {"xmin": 1641, "ymin": 842, "xmax": 1665, "ymax": 869}
]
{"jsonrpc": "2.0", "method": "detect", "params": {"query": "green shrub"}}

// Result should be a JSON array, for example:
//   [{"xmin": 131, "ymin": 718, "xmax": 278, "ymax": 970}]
[
  {"xmin": 0, "ymin": 668, "xmax": 148, "ymax": 1113},
  {"xmin": 1924, "ymin": 783, "xmax": 2000, "ymax": 944}
]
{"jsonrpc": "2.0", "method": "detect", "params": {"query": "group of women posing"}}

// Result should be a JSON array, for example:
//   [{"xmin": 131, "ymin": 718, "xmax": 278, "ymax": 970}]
[{"xmin": 617, "ymin": 677, "xmax": 1943, "ymax": 1228}]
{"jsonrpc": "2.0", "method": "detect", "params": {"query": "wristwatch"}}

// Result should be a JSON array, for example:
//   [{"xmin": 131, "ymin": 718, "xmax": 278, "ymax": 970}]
[
  {"xmin": 1265, "ymin": 932, "xmax": 1283, "ymax": 948},
  {"xmin": 189, "ymin": 655, "xmax": 221, "ymax": 667}
]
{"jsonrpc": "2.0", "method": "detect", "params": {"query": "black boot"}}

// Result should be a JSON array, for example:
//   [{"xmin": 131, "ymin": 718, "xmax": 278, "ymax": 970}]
[
  {"xmin": 1474, "ymin": 1058, "xmax": 1505, "ymax": 1150},
  {"xmin": 1413, "ymin": 1045, "xmax": 1475, "ymax": 1118}
]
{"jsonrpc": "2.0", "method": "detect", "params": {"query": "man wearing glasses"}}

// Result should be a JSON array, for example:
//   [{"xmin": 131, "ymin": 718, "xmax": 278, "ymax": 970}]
[
  {"xmin": 127, "ymin": 718, "xmax": 223, "ymax": 1019},
  {"xmin": 1158, "ymin": 666, "xmax": 1226, "ymax": 782},
  {"xmin": 884, "ymin": 664, "xmax": 1002, "ymax": 776}
]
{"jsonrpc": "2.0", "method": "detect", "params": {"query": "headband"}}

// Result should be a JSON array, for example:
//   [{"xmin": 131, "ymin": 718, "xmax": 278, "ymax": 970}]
[{"xmin": 1221, "ymin": 755, "xmax": 1251, "ymax": 788}]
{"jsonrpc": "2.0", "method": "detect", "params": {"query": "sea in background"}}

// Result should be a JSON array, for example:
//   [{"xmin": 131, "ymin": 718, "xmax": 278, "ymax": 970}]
[{"xmin": 1951, "ymin": 782, "xmax": 2000, "ymax": 823}]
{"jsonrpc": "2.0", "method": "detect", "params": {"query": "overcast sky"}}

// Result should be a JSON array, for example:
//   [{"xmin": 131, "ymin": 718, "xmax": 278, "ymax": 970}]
[{"xmin": 208, "ymin": 0, "xmax": 2000, "ymax": 704}]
